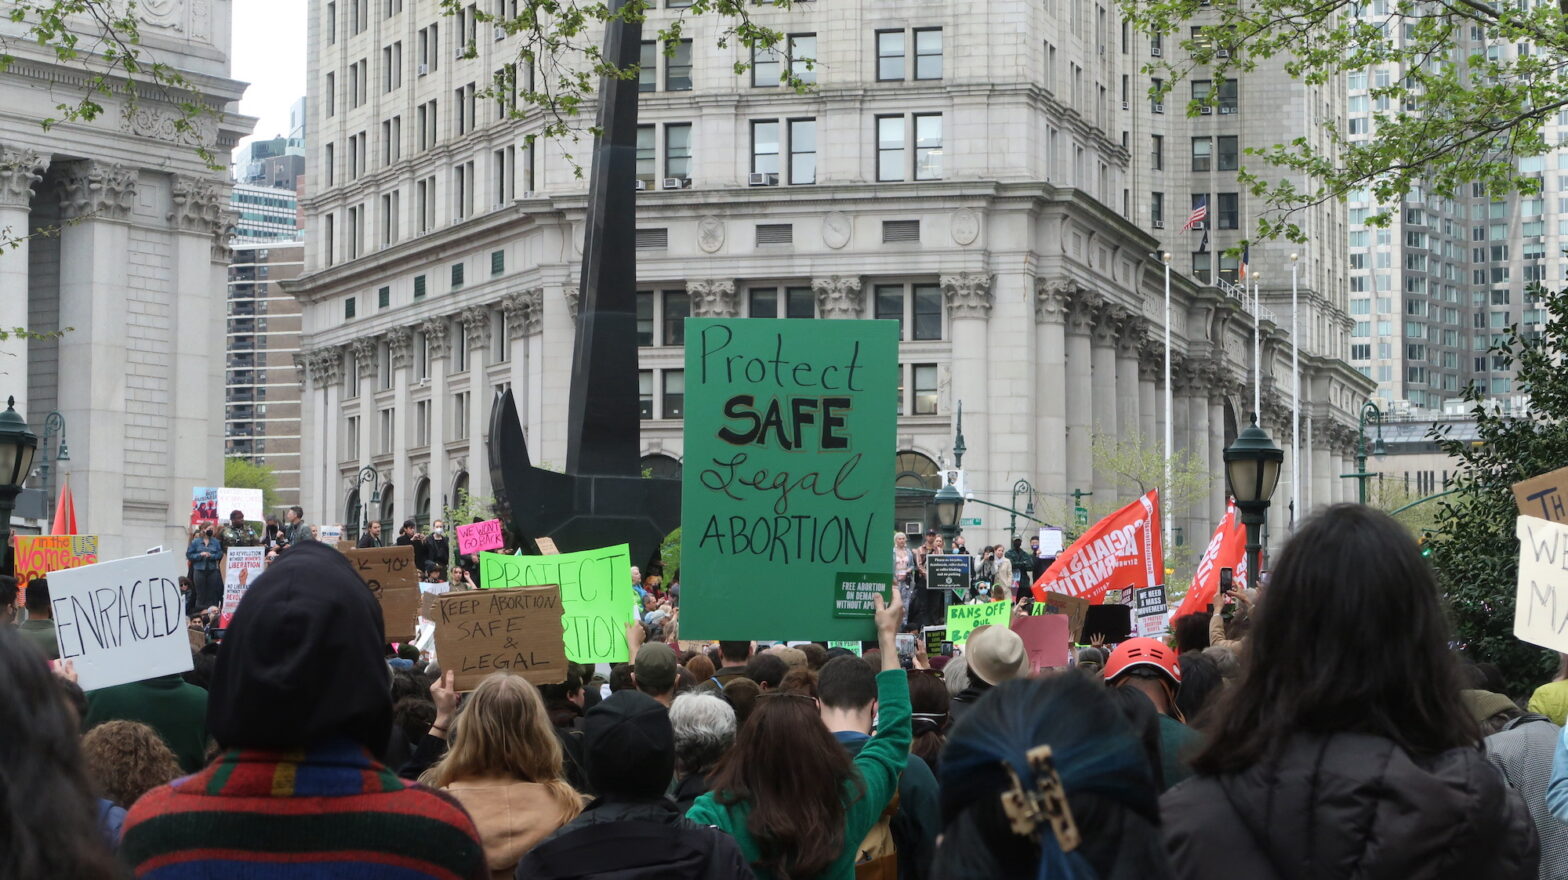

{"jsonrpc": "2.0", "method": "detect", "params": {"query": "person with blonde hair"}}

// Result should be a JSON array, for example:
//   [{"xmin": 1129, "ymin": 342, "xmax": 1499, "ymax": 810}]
[
  {"xmin": 421, "ymin": 672, "xmax": 584, "ymax": 879},
  {"xmin": 80, "ymin": 720, "xmax": 183, "ymax": 811}
]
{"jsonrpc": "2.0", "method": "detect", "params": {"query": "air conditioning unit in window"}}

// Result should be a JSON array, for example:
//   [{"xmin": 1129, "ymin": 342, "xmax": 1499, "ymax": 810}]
[
  {"xmin": 417, "ymin": 62, "xmax": 429, "ymax": 76},
  {"xmin": 1151, "ymin": 46, "xmax": 1163, "ymax": 57},
  {"xmin": 1191, "ymin": 221, "xmax": 1206, "ymax": 230},
  {"xmin": 1199, "ymin": 106, "xmax": 1213, "ymax": 115},
  {"xmin": 494, "ymin": 25, "xmax": 505, "ymax": 40},
  {"xmin": 1121, "ymin": 100, "xmax": 1129, "ymax": 110},
  {"xmin": 1152, "ymin": 219, "xmax": 1165, "ymax": 228},
  {"xmin": 662, "ymin": 177, "xmax": 691, "ymax": 189},
  {"xmin": 1153, "ymin": 103, "xmax": 1164, "ymax": 113},
  {"xmin": 748, "ymin": 172, "xmax": 779, "ymax": 186},
  {"xmin": 1219, "ymin": 106, "xmax": 1236, "ymax": 114},
  {"xmin": 635, "ymin": 179, "xmax": 647, "ymax": 190},
  {"xmin": 1216, "ymin": 48, "xmax": 1231, "ymax": 58}
]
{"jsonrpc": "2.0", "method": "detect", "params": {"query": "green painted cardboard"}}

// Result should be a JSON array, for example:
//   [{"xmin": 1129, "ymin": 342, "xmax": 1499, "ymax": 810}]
[
  {"xmin": 478, "ymin": 544, "xmax": 635, "ymax": 663},
  {"xmin": 680, "ymin": 318, "xmax": 899, "ymax": 640}
]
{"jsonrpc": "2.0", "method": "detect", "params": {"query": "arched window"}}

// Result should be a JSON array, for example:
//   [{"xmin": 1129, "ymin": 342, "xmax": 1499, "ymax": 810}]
[
  {"xmin": 379, "ymin": 484, "xmax": 396, "ymax": 536},
  {"xmin": 451, "ymin": 471, "xmax": 470, "ymax": 512},
  {"xmin": 640, "ymin": 454, "xmax": 682, "ymax": 480},
  {"xmin": 894, "ymin": 451, "xmax": 941, "ymax": 537},
  {"xmin": 414, "ymin": 477, "xmax": 432, "ymax": 529},
  {"xmin": 345, "ymin": 489, "xmax": 362, "ymax": 541}
]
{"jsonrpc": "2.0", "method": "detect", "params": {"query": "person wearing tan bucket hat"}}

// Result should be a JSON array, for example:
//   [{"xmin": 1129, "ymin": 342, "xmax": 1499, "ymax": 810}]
[{"xmin": 950, "ymin": 625, "xmax": 1031, "ymax": 724}]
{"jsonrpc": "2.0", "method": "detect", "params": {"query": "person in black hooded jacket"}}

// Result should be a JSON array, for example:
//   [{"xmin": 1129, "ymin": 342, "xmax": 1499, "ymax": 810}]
[
  {"xmin": 1162, "ymin": 505, "xmax": 1538, "ymax": 880},
  {"xmin": 515, "ymin": 689, "xmax": 754, "ymax": 880}
]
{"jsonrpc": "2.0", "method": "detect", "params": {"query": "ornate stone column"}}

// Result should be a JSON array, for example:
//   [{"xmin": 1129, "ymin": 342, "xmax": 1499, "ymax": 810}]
[
  {"xmin": 1137, "ymin": 343, "xmax": 1160, "ymax": 452},
  {"xmin": 0, "ymin": 145, "xmax": 48, "ymax": 411},
  {"xmin": 812, "ymin": 276, "xmax": 863, "ymax": 319},
  {"xmin": 55, "ymin": 160, "xmax": 137, "ymax": 553},
  {"xmin": 687, "ymin": 280, "xmax": 738, "ymax": 318},
  {"xmin": 942, "ymin": 272, "xmax": 993, "ymax": 504},
  {"xmin": 460, "ymin": 306, "xmax": 493, "ymax": 500},
  {"xmin": 420, "ymin": 318, "xmax": 451, "ymax": 508},
  {"xmin": 351, "ymin": 336, "xmax": 380, "ymax": 474},
  {"xmin": 387, "ymin": 326, "xmax": 414, "ymax": 508},
  {"xmin": 1034, "ymin": 280, "xmax": 1071, "ymax": 501},
  {"xmin": 1115, "ymin": 317, "xmax": 1144, "ymax": 457},
  {"xmin": 501, "ymin": 288, "xmax": 540, "ymax": 434},
  {"xmin": 1063, "ymin": 290, "xmax": 1099, "ymax": 499},
  {"xmin": 1089, "ymin": 304, "xmax": 1122, "ymax": 501}
]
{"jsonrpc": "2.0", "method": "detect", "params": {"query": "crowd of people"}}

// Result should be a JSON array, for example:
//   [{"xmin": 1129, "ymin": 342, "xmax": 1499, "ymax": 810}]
[{"xmin": 4, "ymin": 503, "xmax": 1568, "ymax": 878}]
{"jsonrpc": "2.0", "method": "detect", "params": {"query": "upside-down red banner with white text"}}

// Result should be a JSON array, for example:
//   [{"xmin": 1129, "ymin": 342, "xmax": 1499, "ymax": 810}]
[
  {"xmin": 1174, "ymin": 500, "xmax": 1249, "ymax": 620},
  {"xmin": 1032, "ymin": 490, "xmax": 1162, "ymax": 605}
]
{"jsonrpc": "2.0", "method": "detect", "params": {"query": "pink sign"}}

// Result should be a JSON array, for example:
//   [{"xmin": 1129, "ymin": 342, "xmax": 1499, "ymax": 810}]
[
  {"xmin": 456, "ymin": 519, "xmax": 505, "ymax": 555},
  {"xmin": 1012, "ymin": 614, "xmax": 1071, "ymax": 671}
]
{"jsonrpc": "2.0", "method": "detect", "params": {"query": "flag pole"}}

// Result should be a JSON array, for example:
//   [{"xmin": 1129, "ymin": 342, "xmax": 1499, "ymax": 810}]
[
  {"xmin": 1290, "ymin": 252, "xmax": 1300, "ymax": 527},
  {"xmin": 1162, "ymin": 251, "xmax": 1173, "ymax": 552},
  {"xmin": 1252, "ymin": 271, "xmax": 1262, "ymax": 417}
]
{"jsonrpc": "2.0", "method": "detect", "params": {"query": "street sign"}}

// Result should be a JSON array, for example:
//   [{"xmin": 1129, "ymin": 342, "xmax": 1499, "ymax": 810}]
[
  {"xmin": 927, "ymin": 553, "xmax": 973, "ymax": 593},
  {"xmin": 960, "ymin": 517, "xmax": 983, "ymax": 526},
  {"xmin": 1074, "ymin": 506, "xmax": 1089, "ymax": 527}
]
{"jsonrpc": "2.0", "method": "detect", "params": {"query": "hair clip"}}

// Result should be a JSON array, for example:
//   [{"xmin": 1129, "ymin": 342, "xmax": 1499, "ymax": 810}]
[{"xmin": 1000, "ymin": 745, "xmax": 1082, "ymax": 853}]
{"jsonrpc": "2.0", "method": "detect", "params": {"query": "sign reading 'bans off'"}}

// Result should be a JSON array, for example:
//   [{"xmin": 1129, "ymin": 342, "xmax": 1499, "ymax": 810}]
[{"xmin": 680, "ymin": 318, "xmax": 899, "ymax": 641}]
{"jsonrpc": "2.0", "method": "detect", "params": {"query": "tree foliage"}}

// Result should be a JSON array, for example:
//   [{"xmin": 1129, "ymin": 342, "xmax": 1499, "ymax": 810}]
[
  {"xmin": 223, "ymin": 455, "xmax": 282, "ymax": 516},
  {"xmin": 1429, "ymin": 283, "xmax": 1568, "ymax": 697},
  {"xmin": 442, "ymin": 488, "xmax": 498, "ymax": 529},
  {"xmin": 1122, "ymin": 0, "xmax": 1568, "ymax": 242}
]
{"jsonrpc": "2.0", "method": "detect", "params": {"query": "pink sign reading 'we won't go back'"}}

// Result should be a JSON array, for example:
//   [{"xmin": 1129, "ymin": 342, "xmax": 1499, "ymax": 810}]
[{"xmin": 456, "ymin": 519, "xmax": 506, "ymax": 555}]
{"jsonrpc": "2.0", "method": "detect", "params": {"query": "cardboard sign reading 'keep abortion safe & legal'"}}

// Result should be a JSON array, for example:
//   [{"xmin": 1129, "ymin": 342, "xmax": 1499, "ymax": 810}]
[
  {"xmin": 433, "ymin": 585, "xmax": 567, "ymax": 691},
  {"xmin": 479, "ymin": 544, "xmax": 635, "ymax": 663},
  {"xmin": 48, "ymin": 552, "xmax": 194, "ymax": 692}
]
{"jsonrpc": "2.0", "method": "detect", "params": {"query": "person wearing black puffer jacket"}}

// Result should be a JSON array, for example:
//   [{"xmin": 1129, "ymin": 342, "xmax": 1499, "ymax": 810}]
[
  {"xmin": 1163, "ymin": 505, "xmax": 1538, "ymax": 880},
  {"xmin": 515, "ymin": 690, "xmax": 754, "ymax": 880}
]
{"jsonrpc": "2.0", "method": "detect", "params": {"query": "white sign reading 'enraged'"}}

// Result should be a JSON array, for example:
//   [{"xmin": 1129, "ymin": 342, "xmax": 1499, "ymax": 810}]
[
  {"xmin": 1514, "ymin": 516, "xmax": 1568, "ymax": 653},
  {"xmin": 48, "ymin": 552, "xmax": 194, "ymax": 691}
]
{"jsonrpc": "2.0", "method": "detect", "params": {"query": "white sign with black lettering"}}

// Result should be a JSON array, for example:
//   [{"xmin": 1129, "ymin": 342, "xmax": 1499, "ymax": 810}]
[{"xmin": 48, "ymin": 552, "xmax": 194, "ymax": 691}]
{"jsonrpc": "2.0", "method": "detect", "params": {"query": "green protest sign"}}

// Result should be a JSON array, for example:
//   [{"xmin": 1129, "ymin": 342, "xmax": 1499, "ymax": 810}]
[
  {"xmin": 833, "ymin": 572, "xmax": 893, "ymax": 619},
  {"xmin": 680, "ymin": 318, "xmax": 899, "ymax": 640},
  {"xmin": 946, "ymin": 600, "xmax": 1012, "ymax": 644},
  {"xmin": 827, "ymin": 640, "xmax": 864, "ymax": 657},
  {"xmin": 478, "ymin": 544, "xmax": 635, "ymax": 663}
]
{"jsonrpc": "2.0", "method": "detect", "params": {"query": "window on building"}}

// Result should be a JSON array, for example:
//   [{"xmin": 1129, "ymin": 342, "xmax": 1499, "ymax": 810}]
[
  {"xmin": 753, "ymin": 43, "xmax": 782, "ymax": 86},
  {"xmin": 876, "ymin": 30, "xmax": 905, "ymax": 80},
  {"xmin": 790, "ymin": 35, "xmax": 816, "ymax": 84},
  {"xmin": 787, "ymin": 118, "xmax": 816, "ymax": 185},
  {"xmin": 378, "ymin": 286, "xmax": 390, "ymax": 309},
  {"xmin": 914, "ymin": 114, "xmax": 942, "ymax": 179},
  {"xmin": 1217, "ymin": 135, "xmax": 1238, "ymax": 170},
  {"xmin": 911, "ymin": 364, "xmax": 938, "ymax": 414},
  {"xmin": 325, "ymin": 72, "xmax": 336, "ymax": 117},
  {"xmin": 752, "ymin": 120, "xmax": 780, "ymax": 175},
  {"xmin": 667, "ymin": 39, "xmax": 693, "ymax": 90},
  {"xmin": 639, "ymin": 41, "xmax": 657, "ymax": 92},
  {"xmin": 636, "ymin": 292, "xmax": 655, "ymax": 345},
  {"xmin": 662, "ymin": 370, "xmax": 685, "ymax": 419},
  {"xmin": 1151, "ymin": 191, "xmax": 1164, "ymax": 226},
  {"xmin": 1191, "ymin": 137, "xmax": 1211, "ymax": 172},
  {"xmin": 663, "ymin": 291, "xmax": 689, "ymax": 344},
  {"xmin": 453, "ymin": 391, "xmax": 469, "ymax": 438},
  {"xmin": 877, "ymin": 116, "xmax": 905, "ymax": 181},
  {"xmin": 1192, "ymin": 251, "xmax": 1211, "ymax": 283},
  {"xmin": 1217, "ymin": 192, "xmax": 1239, "ymax": 229},
  {"xmin": 639, "ymin": 370, "xmax": 654, "ymax": 419},
  {"xmin": 344, "ymin": 293, "xmax": 355, "ymax": 319},
  {"xmin": 1151, "ymin": 134, "xmax": 1163, "ymax": 170},
  {"xmin": 636, "ymin": 125, "xmax": 655, "ymax": 188},
  {"xmin": 914, "ymin": 28, "xmax": 942, "ymax": 79},
  {"xmin": 451, "ymin": 261, "xmax": 465, "ymax": 289},
  {"xmin": 665, "ymin": 123, "xmax": 692, "ymax": 181}
]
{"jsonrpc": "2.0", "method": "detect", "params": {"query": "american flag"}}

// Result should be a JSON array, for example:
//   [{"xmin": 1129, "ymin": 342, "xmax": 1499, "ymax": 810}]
[{"xmin": 1182, "ymin": 197, "xmax": 1208, "ymax": 231}]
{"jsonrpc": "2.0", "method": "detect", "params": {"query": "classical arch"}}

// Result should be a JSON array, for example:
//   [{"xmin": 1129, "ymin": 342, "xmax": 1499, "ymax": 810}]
[
  {"xmin": 344, "ymin": 488, "xmax": 361, "ymax": 541},
  {"xmin": 895, "ymin": 450, "xmax": 942, "ymax": 537},
  {"xmin": 413, "ymin": 477, "xmax": 432, "ymax": 529},
  {"xmin": 379, "ymin": 483, "xmax": 396, "ymax": 536},
  {"xmin": 640, "ymin": 453, "xmax": 682, "ymax": 480}
]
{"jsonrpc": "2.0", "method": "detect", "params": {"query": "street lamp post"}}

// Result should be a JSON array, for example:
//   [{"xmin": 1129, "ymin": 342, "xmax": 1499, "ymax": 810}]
[
  {"xmin": 355, "ymin": 465, "xmax": 383, "ymax": 535},
  {"xmin": 1224, "ymin": 416, "xmax": 1283, "ymax": 587},
  {"xmin": 0, "ymin": 397, "xmax": 39, "ymax": 572},
  {"xmin": 1349, "ymin": 400, "xmax": 1387, "ymax": 505},
  {"xmin": 1010, "ymin": 479, "xmax": 1036, "ymax": 541},
  {"xmin": 35, "ymin": 411, "xmax": 68, "ymax": 526}
]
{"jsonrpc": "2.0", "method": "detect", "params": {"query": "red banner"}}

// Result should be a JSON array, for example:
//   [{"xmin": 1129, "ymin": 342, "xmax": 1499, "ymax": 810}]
[
  {"xmin": 1174, "ymin": 501, "xmax": 1249, "ymax": 620},
  {"xmin": 1032, "ymin": 491, "xmax": 1162, "ymax": 605}
]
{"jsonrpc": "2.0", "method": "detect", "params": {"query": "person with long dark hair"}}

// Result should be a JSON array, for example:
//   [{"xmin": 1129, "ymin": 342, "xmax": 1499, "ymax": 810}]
[
  {"xmin": 688, "ymin": 589, "xmax": 908, "ymax": 879},
  {"xmin": 933, "ymin": 674, "xmax": 1171, "ymax": 879},
  {"xmin": 0, "ymin": 626, "xmax": 124, "ymax": 878},
  {"xmin": 1163, "ymin": 505, "xmax": 1538, "ymax": 879}
]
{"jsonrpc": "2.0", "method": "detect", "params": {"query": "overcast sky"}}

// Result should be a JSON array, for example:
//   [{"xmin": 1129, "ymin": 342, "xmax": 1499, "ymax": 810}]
[{"xmin": 233, "ymin": 0, "xmax": 307, "ymax": 149}]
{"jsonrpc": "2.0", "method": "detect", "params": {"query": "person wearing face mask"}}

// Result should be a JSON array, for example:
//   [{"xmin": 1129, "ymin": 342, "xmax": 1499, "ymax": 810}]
[
  {"xmin": 424, "ymin": 520, "xmax": 451, "ymax": 575},
  {"xmin": 186, "ymin": 527, "xmax": 224, "ymax": 614}
]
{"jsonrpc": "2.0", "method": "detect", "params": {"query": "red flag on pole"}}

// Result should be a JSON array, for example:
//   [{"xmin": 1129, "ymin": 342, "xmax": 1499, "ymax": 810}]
[
  {"xmin": 1032, "ymin": 490, "xmax": 1162, "ymax": 605},
  {"xmin": 51, "ymin": 475, "xmax": 77, "ymax": 536},
  {"xmin": 1174, "ymin": 500, "xmax": 1248, "ymax": 620}
]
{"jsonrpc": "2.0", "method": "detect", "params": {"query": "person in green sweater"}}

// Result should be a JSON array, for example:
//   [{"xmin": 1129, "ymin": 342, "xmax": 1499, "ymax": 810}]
[
  {"xmin": 84, "ymin": 671, "xmax": 210, "ymax": 773},
  {"xmin": 688, "ymin": 588, "xmax": 909, "ymax": 880}
]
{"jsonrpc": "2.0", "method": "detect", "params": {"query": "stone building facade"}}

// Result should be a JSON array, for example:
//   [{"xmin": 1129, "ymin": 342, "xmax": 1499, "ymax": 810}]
[
  {"xmin": 291, "ymin": 0, "xmax": 1372, "ymax": 562},
  {"xmin": 0, "ymin": 0, "xmax": 250, "ymax": 556}
]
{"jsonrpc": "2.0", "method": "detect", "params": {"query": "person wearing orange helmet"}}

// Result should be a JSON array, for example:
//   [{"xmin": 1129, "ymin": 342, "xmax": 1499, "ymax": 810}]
[{"xmin": 1105, "ymin": 637, "xmax": 1202, "ymax": 790}]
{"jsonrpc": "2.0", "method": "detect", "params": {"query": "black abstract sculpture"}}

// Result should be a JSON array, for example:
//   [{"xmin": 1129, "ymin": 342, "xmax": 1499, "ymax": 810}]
[{"xmin": 488, "ymin": 1, "xmax": 680, "ymax": 567}]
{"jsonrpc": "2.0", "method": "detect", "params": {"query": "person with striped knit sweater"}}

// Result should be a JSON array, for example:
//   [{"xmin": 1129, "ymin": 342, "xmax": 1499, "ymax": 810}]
[{"xmin": 120, "ymin": 542, "xmax": 488, "ymax": 880}]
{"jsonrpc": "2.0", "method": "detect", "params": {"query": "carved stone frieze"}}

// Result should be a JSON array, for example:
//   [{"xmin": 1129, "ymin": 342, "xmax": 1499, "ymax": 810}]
[
  {"xmin": 687, "ymin": 279, "xmax": 738, "ymax": 318},
  {"xmin": 812, "ymin": 276, "xmax": 863, "ymax": 318}
]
